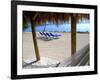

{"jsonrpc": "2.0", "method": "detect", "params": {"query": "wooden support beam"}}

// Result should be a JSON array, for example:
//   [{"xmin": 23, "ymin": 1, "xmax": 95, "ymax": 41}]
[
  {"xmin": 30, "ymin": 13, "xmax": 40, "ymax": 61},
  {"xmin": 71, "ymin": 14, "xmax": 77, "ymax": 55}
]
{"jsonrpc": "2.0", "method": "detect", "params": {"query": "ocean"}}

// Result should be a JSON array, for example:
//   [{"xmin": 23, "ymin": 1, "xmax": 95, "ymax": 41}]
[{"xmin": 23, "ymin": 22, "xmax": 90, "ymax": 32}]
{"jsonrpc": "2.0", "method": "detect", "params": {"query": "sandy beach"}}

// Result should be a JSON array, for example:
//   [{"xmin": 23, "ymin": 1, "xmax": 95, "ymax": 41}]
[{"xmin": 22, "ymin": 32, "xmax": 89, "ymax": 62}]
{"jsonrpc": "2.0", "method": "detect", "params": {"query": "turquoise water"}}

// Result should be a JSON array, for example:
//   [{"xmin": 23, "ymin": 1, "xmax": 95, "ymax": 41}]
[{"xmin": 23, "ymin": 22, "xmax": 90, "ymax": 32}]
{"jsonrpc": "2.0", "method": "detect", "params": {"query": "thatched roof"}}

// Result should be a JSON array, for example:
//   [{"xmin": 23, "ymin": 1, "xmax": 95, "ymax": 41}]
[{"xmin": 23, "ymin": 11, "xmax": 89, "ymax": 27}]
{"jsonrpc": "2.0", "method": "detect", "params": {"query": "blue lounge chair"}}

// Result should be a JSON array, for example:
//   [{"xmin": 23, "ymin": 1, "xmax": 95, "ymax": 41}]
[
  {"xmin": 39, "ymin": 32, "xmax": 45, "ymax": 39},
  {"xmin": 46, "ymin": 32, "xmax": 53, "ymax": 39},
  {"xmin": 55, "ymin": 34, "xmax": 62, "ymax": 36},
  {"xmin": 39, "ymin": 32, "xmax": 61, "ymax": 40},
  {"xmin": 39, "ymin": 32, "xmax": 52, "ymax": 41},
  {"xmin": 42, "ymin": 32, "xmax": 48, "ymax": 39},
  {"xmin": 49, "ymin": 32, "xmax": 61, "ymax": 39}
]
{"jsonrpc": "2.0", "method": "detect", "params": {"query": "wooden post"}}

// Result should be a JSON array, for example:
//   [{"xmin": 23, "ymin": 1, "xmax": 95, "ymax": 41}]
[
  {"xmin": 30, "ymin": 13, "xmax": 40, "ymax": 61},
  {"xmin": 71, "ymin": 14, "xmax": 77, "ymax": 55}
]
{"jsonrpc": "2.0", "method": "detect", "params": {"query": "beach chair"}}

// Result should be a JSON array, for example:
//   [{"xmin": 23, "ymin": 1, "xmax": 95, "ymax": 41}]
[
  {"xmin": 54, "ymin": 32, "xmax": 62, "ymax": 36},
  {"xmin": 46, "ymin": 32, "xmax": 53, "ymax": 39},
  {"xmin": 58, "ymin": 44, "xmax": 89, "ymax": 67},
  {"xmin": 42, "ymin": 32, "xmax": 49, "ymax": 40},
  {"xmin": 49, "ymin": 32, "xmax": 61, "ymax": 39},
  {"xmin": 39, "ymin": 32, "xmax": 52, "ymax": 41},
  {"xmin": 39, "ymin": 32, "xmax": 45, "ymax": 39}
]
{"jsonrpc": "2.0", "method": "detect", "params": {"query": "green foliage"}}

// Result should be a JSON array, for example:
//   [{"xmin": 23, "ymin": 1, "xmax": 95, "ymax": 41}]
[{"xmin": 23, "ymin": 23, "xmax": 28, "ymax": 30}]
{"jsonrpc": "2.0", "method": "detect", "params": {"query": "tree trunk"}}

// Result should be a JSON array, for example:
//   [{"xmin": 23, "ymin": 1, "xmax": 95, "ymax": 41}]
[
  {"xmin": 71, "ymin": 14, "xmax": 77, "ymax": 56},
  {"xmin": 30, "ymin": 18, "xmax": 40, "ymax": 61}
]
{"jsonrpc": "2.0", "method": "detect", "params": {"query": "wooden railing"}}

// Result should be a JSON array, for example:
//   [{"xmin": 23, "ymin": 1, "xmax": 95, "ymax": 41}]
[{"xmin": 58, "ymin": 44, "xmax": 89, "ymax": 67}]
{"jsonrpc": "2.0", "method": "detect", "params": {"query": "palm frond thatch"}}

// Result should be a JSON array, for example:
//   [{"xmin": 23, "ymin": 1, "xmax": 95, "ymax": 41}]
[{"xmin": 23, "ymin": 11, "xmax": 89, "ymax": 27}]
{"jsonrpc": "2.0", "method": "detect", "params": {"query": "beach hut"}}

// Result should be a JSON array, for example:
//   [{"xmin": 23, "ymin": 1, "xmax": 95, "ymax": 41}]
[{"xmin": 23, "ymin": 11, "xmax": 89, "ymax": 61}]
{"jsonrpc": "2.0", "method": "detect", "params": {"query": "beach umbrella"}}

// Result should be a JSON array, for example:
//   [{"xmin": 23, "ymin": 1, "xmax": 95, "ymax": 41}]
[{"xmin": 23, "ymin": 11, "xmax": 89, "ymax": 61}]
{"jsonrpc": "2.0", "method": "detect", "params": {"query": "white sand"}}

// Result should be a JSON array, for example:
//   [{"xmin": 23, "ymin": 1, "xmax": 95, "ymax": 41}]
[{"xmin": 23, "ymin": 32, "xmax": 89, "ymax": 62}]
